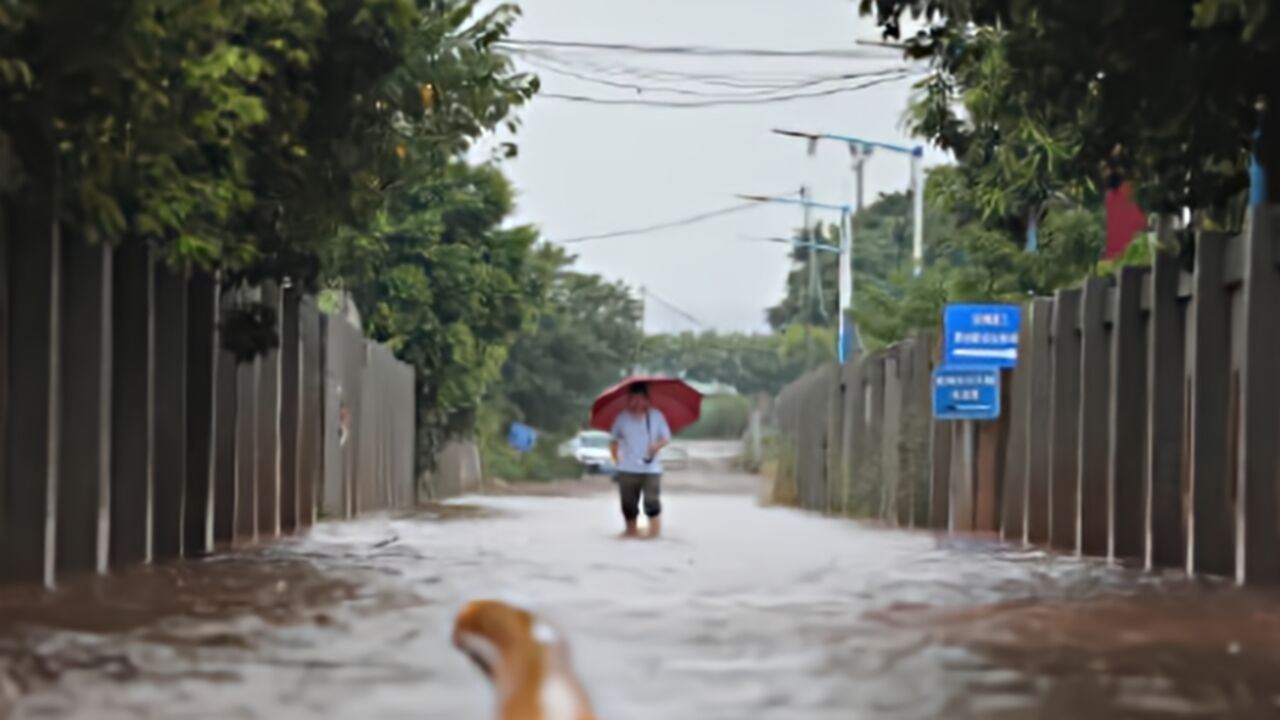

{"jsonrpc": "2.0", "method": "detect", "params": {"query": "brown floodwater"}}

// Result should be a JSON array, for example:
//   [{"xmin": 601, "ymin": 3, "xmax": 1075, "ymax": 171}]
[{"xmin": 2, "ymin": 473, "xmax": 1279, "ymax": 719}]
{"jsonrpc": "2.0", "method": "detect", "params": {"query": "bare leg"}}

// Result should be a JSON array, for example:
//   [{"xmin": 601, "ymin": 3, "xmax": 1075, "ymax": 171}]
[
  {"xmin": 643, "ymin": 474, "xmax": 662, "ymax": 538},
  {"xmin": 645, "ymin": 515, "xmax": 661, "ymax": 538}
]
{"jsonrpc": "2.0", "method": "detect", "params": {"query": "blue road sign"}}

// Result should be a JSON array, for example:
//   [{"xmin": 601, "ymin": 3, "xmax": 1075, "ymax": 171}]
[
  {"xmin": 507, "ymin": 422, "xmax": 537, "ymax": 453},
  {"xmin": 943, "ymin": 303, "xmax": 1022, "ymax": 368},
  {"xmin": 932, "ymin": 366, "xmax": 1001, "ymax": 421}
]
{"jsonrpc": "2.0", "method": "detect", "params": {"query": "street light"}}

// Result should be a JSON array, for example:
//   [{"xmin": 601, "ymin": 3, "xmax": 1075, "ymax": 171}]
[
  {"xmin": 737, "ymin": 192, "xmax": 856, "ymax": 364},
  {"xmin": 771, "ymin": 128, "xmax": 927, "ymax": 278}
]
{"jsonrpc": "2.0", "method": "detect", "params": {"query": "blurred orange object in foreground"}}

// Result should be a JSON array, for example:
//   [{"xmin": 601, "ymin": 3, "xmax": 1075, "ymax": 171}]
[{"xmin": 453, "ymin": 600, "xmax": 597, "ymax": 720}]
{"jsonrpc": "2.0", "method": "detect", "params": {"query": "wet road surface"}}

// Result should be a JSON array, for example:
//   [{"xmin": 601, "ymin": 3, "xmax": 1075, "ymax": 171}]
[{"xmin": 3, "ymin": 472, "xmax": 1280, "ymax": 719}]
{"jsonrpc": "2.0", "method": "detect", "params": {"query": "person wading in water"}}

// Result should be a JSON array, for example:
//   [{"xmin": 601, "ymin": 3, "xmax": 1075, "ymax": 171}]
[{"xmin": 609, "ymin": 383, "xmax": 672, "ymax": 539}]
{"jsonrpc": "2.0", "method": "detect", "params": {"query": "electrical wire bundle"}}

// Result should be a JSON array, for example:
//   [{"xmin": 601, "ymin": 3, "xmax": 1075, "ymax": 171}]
[{"xmin": 497, "ymin": 38, "xmax": 926, "ymax": 108}]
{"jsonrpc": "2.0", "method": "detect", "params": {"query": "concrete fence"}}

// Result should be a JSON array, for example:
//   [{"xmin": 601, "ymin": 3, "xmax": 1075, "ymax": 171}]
[
  {"xmin": 0, "ymin": 205, "xmax": 416, "ymax": 588},
  {"xmin": 775, "ymin": 207, "xmax": 1280, "ymax": 585}
]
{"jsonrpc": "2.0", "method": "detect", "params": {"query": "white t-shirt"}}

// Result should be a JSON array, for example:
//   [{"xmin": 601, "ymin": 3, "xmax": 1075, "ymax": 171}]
[{"xmin": 610, "ymin": 409, "xmax": 672, "ymax": 474}]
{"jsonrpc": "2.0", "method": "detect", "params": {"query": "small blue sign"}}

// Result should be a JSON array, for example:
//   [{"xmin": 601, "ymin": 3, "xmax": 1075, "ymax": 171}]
[
  {"xmin": 839, "ymin": 318, "xmax": 860, "ymax": 365},
  {"xmin": 932, "ymin": 366, "xmax": 1001, "ymax": 421},
  {"xmin": 943, "ymin": 303, "xmax": 1022, "ymax": 368},
  {"xmin": 507, "ymin": 422, "xmax": 537, "ymax": 453}
]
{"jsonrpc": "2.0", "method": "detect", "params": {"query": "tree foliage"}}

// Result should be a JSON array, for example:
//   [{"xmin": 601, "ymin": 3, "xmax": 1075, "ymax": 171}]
[
  {"xmin": 349, "ymin": 161, "xmax": 544, "ymax": 471},
  {"xmin": 766, "ymin": 169, "xmax": 1105, "ymax": 351},
  {"xmin": 638, "ymin": 327, "xmax": 835, "ymax": 397},
  {"xmin": 0, "ymin": 0, "xmax": 537, "ymax": 278},
  {"xmin": 474, "ymin": 245, "xmax": 642, "ymax": 482},
  {"xmin": 906, "ymin": 27, "xmax": 1097, "ymax": 242},
  {"xmin": 1, "ymin": 0, "xmax": 543, "ymax": 473},
  {"xmin": 859, "ymin": 0, "xmax": 1279, "ymax": 215},
  {"xmin": 830, "ymin": 1, "xmax": 1264, "ymax": 351},
  {"xmin": 495, "ymin": 245, "xmax": 643, "ymax": 436},
  {"xmin": 766, "ymin": 189, "xmax": 959, "ymax": 332}
]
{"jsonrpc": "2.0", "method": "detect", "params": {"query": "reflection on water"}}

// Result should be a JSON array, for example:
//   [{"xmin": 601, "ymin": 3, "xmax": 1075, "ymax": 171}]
[{"xmin": 2, "ymin": 481, "xmax": 1280, "ymax": 719}]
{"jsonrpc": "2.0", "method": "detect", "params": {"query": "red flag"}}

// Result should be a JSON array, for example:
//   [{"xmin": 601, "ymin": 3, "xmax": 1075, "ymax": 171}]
[{"xmin": 1104, "ymin": 182, "xmax": 1147, "ymax": 259}]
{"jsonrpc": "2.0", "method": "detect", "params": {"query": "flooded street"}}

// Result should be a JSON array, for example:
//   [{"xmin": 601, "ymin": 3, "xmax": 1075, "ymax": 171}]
[{"xmin": 3, "ymin": 471, "xmax": 1280, "ymax": 719}]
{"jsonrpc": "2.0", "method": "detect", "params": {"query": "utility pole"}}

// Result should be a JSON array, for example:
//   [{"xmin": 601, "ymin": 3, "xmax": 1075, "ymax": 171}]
[
  {"xmin": 736, "ymin": 191, "xmax": 851, "ymax": 365},
  {"xmin": 801, "ymin": 185, "xmax": 815, "ymax": 369},
  {"xmin": 910, "ymin": 150, "xmax": 925, "ymax": 276},
  {"xmin": 851, "ymin": 146, "xmax": 867, "ymax": 214},
  {"xmin": 843, "ymin": 144, "xmax": 868, "ymax": 363},
  {"xmin": 773, "ymin": 128, "xmax": 927, "ymax": 276}
]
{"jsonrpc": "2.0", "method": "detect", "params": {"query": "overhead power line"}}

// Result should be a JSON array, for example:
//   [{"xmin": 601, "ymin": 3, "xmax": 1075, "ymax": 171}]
[
  {"xmin": 498, "ymin": 38, "xmax": 899, "ymax": 60},
  {"xmin": 555, "ymin": 189, "xmax": 801, "ymax": 245},
  {"xmin": 536, "ymin": 72, "xmax": 919, "ymax": 108},
  {"xmin": 512, "ymin": 47, "xmax": 891, "ymax": 90},
  {"xmin": 507, "ymin": 45, "xmax": 912, "ymax": 84},
  {"xmin": 517, "ymin": 55, "xmax": 913, "ymax": 99},
  {"xmin": 642, "ymin": 287, "xmax": 708, "ymax": 330},
  {"xmin": 556, "ymin": 202, "xmax": 763, "ymax": 245}
]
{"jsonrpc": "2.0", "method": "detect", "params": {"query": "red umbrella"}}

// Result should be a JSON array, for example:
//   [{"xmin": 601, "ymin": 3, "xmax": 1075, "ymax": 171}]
[{"xmin": 589, "ymin": 376, "xmax": 703, "ymax": 434}]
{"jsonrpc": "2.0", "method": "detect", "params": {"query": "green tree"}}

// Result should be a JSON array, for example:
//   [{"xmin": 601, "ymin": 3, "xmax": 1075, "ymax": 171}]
[
  {"xmin": 757, "ymin": 169, "xmax": 1105, "ymax": 353},
  {"xmin": 765, "ymin": 222, "xmax": 842, "ymax": 331},
  {"xmin": 1, "ymin": 0, "xmax": 543, "ymax": 472},
  {"xmin": 859, "ymin": 0, "xmax": 1278, "ymax": 216},
  {"xmin": 0, "ymin": 0, "xmax": 323, "ymax": 262},
  {"xmin": 0, "ymin": 0, "xmax": 536, "ymax": 276},
  {"xmin": 852, "ymin": 168, "xmax": 1104, "ymax": 350},
  {"xmin": 475, "ymin": 246, "xmax": 641, "ymax": 483},
  {"xmin": 766, "ymin": 189, "xmax": 960, "ymax": 332},
  {"xmin": 349, "ymin": 161, "xmax": 544, "ymax": 472},
  {"xmin": 247, "ymin": 0, "xmax": 538, "ymax": 287},
  {"xmin": 638, "ymin": 328, "xmax": 835, "ymax": 397},
  {"xmin": 906, "ymin": 26, "xmax": 1098, "ymax": 245},
  {"xmin": 497, "ymin": 245, "xmax": 643, "ymax": 436}
]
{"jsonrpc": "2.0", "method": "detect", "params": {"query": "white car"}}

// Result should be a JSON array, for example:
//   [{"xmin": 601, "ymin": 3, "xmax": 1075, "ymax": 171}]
[{"xmin": 561, "ymin": 430, "xmax": 615, "ymax": 476}]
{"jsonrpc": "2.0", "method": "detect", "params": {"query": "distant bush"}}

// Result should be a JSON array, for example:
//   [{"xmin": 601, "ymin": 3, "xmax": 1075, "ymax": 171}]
[
  {"xmin": 481, "ymin": 430, "xmax": 583, "ymax": 482},
  {"xmin": 478, "ymin": 403, "xmax": 584, "ymax": 483},
  {"xmin": 679, "ymin": 394, "xmax": 750, "ymax": 440}
]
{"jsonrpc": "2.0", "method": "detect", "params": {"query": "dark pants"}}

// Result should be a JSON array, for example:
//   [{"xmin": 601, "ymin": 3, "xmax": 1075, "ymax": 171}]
[{"xmin": 617, "ymin": 472, "xmax": 662, "ymax": 520}]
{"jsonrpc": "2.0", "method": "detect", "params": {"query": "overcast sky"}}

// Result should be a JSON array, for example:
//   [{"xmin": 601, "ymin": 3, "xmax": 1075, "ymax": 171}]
[{"xmin": 483, "ymin": 0, "xmax": 948, "ymax": 334}]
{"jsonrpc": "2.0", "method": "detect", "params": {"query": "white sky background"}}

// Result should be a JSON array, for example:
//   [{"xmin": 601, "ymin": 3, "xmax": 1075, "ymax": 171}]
[{"xmin": 475, "ymin": 0, "xmax": 949, "ymax": 334}]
